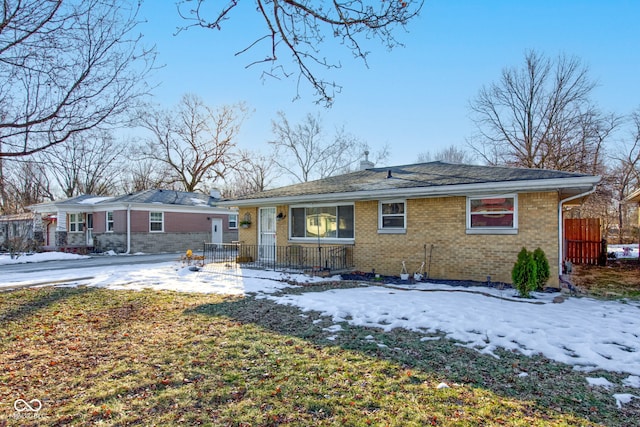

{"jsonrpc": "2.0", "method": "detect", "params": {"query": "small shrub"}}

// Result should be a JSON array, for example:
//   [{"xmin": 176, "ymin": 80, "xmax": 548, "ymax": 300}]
[
  {"xmin": 532, "ymin": 247, "xmax": 550, "ymax": 290},
  {"xmin": 512, "ymin": 247, "xmax": 538, "ymax": 298}
]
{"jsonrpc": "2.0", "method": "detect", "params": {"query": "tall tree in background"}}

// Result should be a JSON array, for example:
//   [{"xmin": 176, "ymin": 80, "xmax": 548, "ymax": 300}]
[
  {"xmin": 417, "ymin": 145, "xmax": 474, "ymax": 164},
  {"xmin": 0, "ymin": 0, "xmax": 155, "ymax": 212},
  {"xmin": 119, "ymin": 155, "xmax": 175, "ymax": 194},
  {"xmin": 469, "ymin": 50, "xmax": 619, "ymax": 174},
  {"xmin": 178, "ymin": 0, "xmax": 423, "ymax": 106},
  {"xmin": 609, "ymin": 109, "xmax": 640, "ymax": 242},
  {"xmin": 139, "ymin": 94, "xmax": 247, "ymax": 193},
  {"xmin": 0, "ymin": 160, "xmax": 53, "ymax": 214},
  {"xmin": 42, "ymin": 131, "xmax": 125, "ymax": 198},
  {"xmin": 222, "ymin": 150, "xmax": 278, "ymax": 197},
  {"xmin": 269, "ymin": 112, "xmax": 387, "ymax": 183}
]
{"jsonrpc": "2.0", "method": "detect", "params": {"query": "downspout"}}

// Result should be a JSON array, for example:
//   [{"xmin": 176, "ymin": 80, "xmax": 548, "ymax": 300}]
[
  {"xmin": 558, "ymin": 187, "xmax": 597, "ymax": 278},
  {"xmin": 125, "ymin": 204, "xmax": 131, "ymax": 254}
]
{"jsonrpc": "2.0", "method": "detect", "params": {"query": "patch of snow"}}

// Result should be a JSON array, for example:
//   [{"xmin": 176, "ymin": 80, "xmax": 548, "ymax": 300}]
[
  {"xmin": 613, "ymin": 393, "xmax": 639, "ymax": 409},
  {"xmin": 0, "ymin": 252, "xmax": 89, "ymax": 265},
  {"xmin": 586, "ymin": 377, "xmax": 616, "ymax": 389},
  {"xmin": 623, "ymin": 376, "xmax": 640, "ymax": 388}
]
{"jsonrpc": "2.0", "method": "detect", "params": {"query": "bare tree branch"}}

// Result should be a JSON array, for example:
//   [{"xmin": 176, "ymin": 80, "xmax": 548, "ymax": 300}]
[
  {"xmin": 177, "ymin": 0, "xmax": 422, "ymax": 106},
  {"xmin": 468, "ymin": 50, "xmax": 619, "ymax": 175},
  {"xmin": 139, "ymin": 94, "xmax": 247, "ymax": 193},
  {"xmin": 0, "ymin": 0, "xmax": 156, "ymax": 158},
  {"xmin": 269, "ymin": 111, "xmax": 383, "ymax": 182}
]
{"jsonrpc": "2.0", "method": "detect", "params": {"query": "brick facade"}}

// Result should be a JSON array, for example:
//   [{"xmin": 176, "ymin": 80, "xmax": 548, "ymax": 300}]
[
  {"xmin": 95, "ymin": 231, "xmax": 212, "ymax": 253},
  {"xmin": 353, "ymin": 192, "xmax": 558, "ymax": 285},
  {"xmin": 238, "ymin": 191, "xmax": 560, "ymax": 286}
]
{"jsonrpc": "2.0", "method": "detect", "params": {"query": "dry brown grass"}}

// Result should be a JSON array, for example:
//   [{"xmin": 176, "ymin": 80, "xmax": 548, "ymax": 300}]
[{"xmin": 571, "ymin": 258, "xmax": 640, "ymax": 299}]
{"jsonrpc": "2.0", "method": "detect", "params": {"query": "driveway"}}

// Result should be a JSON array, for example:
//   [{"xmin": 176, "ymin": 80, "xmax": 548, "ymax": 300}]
[{"xmin": 0, "ymin": 253, "xmax": 184, "ymax": 290}]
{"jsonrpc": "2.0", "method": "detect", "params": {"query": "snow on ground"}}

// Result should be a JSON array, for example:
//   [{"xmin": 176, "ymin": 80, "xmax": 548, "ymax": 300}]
[
  {"xmin": 608, "ymin": 243, "xmax": 640, "ymax": 259},
  {"xmin": 1, "ymin": 251, "xmax": 639, "ymax": 406},
  {"xmin": 0, "ymin": 251, "xmax": 90, "ymax": 265}
]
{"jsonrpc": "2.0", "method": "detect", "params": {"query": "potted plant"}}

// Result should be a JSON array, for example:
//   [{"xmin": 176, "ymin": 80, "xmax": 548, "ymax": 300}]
[{"xmin": 239, "ymin": 220, "xmax": 251, "ymax": 229}]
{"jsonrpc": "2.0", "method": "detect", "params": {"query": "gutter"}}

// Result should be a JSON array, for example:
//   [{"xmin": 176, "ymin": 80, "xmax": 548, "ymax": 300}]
[
  {"xmin": 557, "ymin": 186, "xmax": 598, "ymax": 278},
  {"xmin": 125, "ymin": 204, "xmax": 131, "ymax": 254}
]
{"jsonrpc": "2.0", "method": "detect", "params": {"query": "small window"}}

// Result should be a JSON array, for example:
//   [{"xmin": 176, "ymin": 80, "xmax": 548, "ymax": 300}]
[
  {"xmin": 150, "ymin": 211, "xmax": 164, "ymax": 232},
  {"xmin": 69, "ymin": 213, "xmax": 83, "ymax": 232},
  {"xmin": 467, "ymin": 195, "xmax": 517, "ymax": 234},
  {"xmin": 379, "ymin": 201, "xmax": 406, "ymax": 231},
  {"xmin": 229, "ymin": 214, "xmax": 238, "ymax": 229},
  {"xmin": 106, "ymin": 211, "xmax": 114, "ymax": 232}
]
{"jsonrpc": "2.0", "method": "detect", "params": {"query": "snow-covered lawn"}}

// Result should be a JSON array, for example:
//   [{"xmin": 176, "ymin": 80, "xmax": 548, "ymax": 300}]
[{"xmin": 1, "ymin": 250, "xmax": 639, "ymax": 408}]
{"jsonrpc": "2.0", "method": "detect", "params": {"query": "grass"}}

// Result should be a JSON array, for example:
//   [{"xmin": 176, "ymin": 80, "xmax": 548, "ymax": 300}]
[
  {"xmin": 571, "ymin": 258, "xmax": 640, "ymax": 299},
  {"xmin": 0, "ymin": 284, "xmax": 638, "ymax": 426}
]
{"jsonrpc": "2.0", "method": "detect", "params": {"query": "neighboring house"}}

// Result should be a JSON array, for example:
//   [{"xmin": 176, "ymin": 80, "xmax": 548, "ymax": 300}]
[
  {"xmin": 218, "ymin": 161, "xmax": 600, "ymax": 286},
  {"xmin": 28, "ymin": 189, "xmax": 238, "ymax": 254},
  {"xmin": 0, "ymin": 213, "xmax": 37, "ymax": 251}
]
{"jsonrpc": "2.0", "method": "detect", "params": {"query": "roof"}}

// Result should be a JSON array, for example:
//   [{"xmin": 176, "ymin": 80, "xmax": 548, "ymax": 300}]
[
  {"xmin": 0, "ymin": 212, "xmax": 35, "ymax": 222},
  {"xmin": 106, "ymin": 189, "xmax": 212, "ymax": 206},
  {"xmin": 220, "ymin": 161, "xmax": 600, "ymax": 206},
  {"xmin": 28, "ymin": 189, "xmax": 236, "ymax": 214},
  {"xmin": 625, "ymin": 188, "xmax": 640, "ymax": 203}
]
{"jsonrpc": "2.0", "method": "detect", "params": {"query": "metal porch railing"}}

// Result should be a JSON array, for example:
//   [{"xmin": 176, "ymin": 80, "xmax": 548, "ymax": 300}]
[{"xmin": 203, "ymin": 242, "xmax": 354, "ymax": 273}]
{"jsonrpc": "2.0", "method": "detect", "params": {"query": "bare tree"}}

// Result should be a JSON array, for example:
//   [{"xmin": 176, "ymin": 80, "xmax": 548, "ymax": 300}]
[
  {"xmin": 608, "ymin": 109, "xmax": 640, "ymax": 243},
  {"xmin": 269, "ymin": 111, "xmax": 385, "ymax": 183},
  {"xmin": 139, "ymin": 94, "xmax": 247, "ymax": 192},
  {"xmin": 469, "ymin": 50, "xmax": 619, "ymax": 174},
  {"xmin": 223, "ymin": 150, "xmax": 278, "ymax": 197},
  {"xmin": 0, "ymin": 0, "xmax": 155, "ymax": 158},
  {"xmin": 417, "ymin": 145, "xmax": 474, "ymax": 164},
  {"xmin": 41, "ymin": 131, "xmax": 125, "ymax": 198},
  {"xmin": 178, "ymin": 0, "xmax": 423, "ymax": 106},
  {"xmin": 0, "ymin": 159, "xmax": 53, "ymax": 214},
  {"xmin": 119, "ymin": 155, "xmax": 175, "ymax": 194}
]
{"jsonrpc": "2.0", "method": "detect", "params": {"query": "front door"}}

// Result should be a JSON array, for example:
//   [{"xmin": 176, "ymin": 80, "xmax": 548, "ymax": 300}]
[
  {"xmin": 86, "ymin": 213, "xmax": 93, "ymax": 246},
  {"xmin": 211, "ymin": 218, "xmax": 223, "ymax": 245},
  {"xmin": 258, "ymin": 207, "xmax": 276, "ymax": 262}
]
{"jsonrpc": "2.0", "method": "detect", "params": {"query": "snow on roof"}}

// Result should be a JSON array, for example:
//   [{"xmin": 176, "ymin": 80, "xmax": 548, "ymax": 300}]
[{"xmin": 79, "ymin": 197, "xmax": 113, "ymax": 205}]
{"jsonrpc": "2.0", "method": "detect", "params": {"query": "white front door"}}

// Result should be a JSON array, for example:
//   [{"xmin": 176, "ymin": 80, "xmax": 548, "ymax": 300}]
[
  {"xmin": 211, "ymin": 218, "xmax": 223, "ymax": 245},
  {"xmin": 258, "ymin": 207, "xmax": 276, "ymax": 262},
  {"xmin": 86, "ymin": 214, "xmax": 94, "ymax": 246}
]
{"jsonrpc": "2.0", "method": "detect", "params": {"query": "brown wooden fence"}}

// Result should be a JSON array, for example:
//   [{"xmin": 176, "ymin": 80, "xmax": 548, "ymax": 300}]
[{"xmin": 564, "ymin": 218, "xmax": 604, "ymax": 265}]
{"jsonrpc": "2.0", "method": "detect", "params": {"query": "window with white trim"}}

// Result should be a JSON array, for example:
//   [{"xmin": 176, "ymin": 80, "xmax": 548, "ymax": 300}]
[
  {"xmin": 379, "ymin": 200, "xmax": 406, "ymax": 230},
  {"xmin": 69, "ymin": 213, "xmax": 83, "ymax": 232},
  {"xmin": 290, "ymin": 205, "xmax": 354, "ymax": 239},
  {"xmin": 467, "ymin": 195, "xmax": 517, "ymax": 234},
  {"xmin": 106, "ymin": 211, "xmax": 114, "ymax": 232},
  {"xmin": 149, "ymin": 211, "xmax": 164, "ymax": 232},
  {"xmin": 229, "ymin": 214, "xmax": 238, "ymax": 229}
]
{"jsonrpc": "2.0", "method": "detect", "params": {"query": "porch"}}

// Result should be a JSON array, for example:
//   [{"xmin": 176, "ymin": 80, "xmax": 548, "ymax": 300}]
[{"xmin": 203, "ymin": 242, "xmax": 355, "ymax": 275}]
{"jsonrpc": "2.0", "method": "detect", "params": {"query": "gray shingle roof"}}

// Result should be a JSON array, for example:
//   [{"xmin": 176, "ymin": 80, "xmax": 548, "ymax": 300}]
[
  {"xmin": 107, "ymin": 189, "xmax": 213, "ymax": 206},
  {"xmin": 230, "ymin": 161, "xmax": 596, "ymax": 202}
]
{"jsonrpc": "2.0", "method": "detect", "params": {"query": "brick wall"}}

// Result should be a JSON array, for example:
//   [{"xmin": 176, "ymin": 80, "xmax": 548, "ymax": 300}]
[
  {"xmin": 95, "ymin": 232, "xmax": 211, "ymax": 253},
  {"xmin": 236, "ymin": 193, "xmax": 559, "ymax": 286},
  {"xmin": 237, "ymin": 207, "xmax": 259, "ymax": 245},
  {"xmin": 353, "ymin": 192, "xmax": 559, "ymax": 286}
]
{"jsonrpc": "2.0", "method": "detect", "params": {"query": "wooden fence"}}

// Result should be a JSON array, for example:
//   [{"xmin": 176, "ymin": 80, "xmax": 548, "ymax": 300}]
[{"xmin": 564, "ymin": 218, "xmax": 604, "ymax": 265}]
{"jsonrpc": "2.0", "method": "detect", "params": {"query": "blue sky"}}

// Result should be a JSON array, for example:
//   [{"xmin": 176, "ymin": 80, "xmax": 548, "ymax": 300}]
[{"xmin": 137, "ymin": 1, "xmax": 639, "ymax": 167}]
